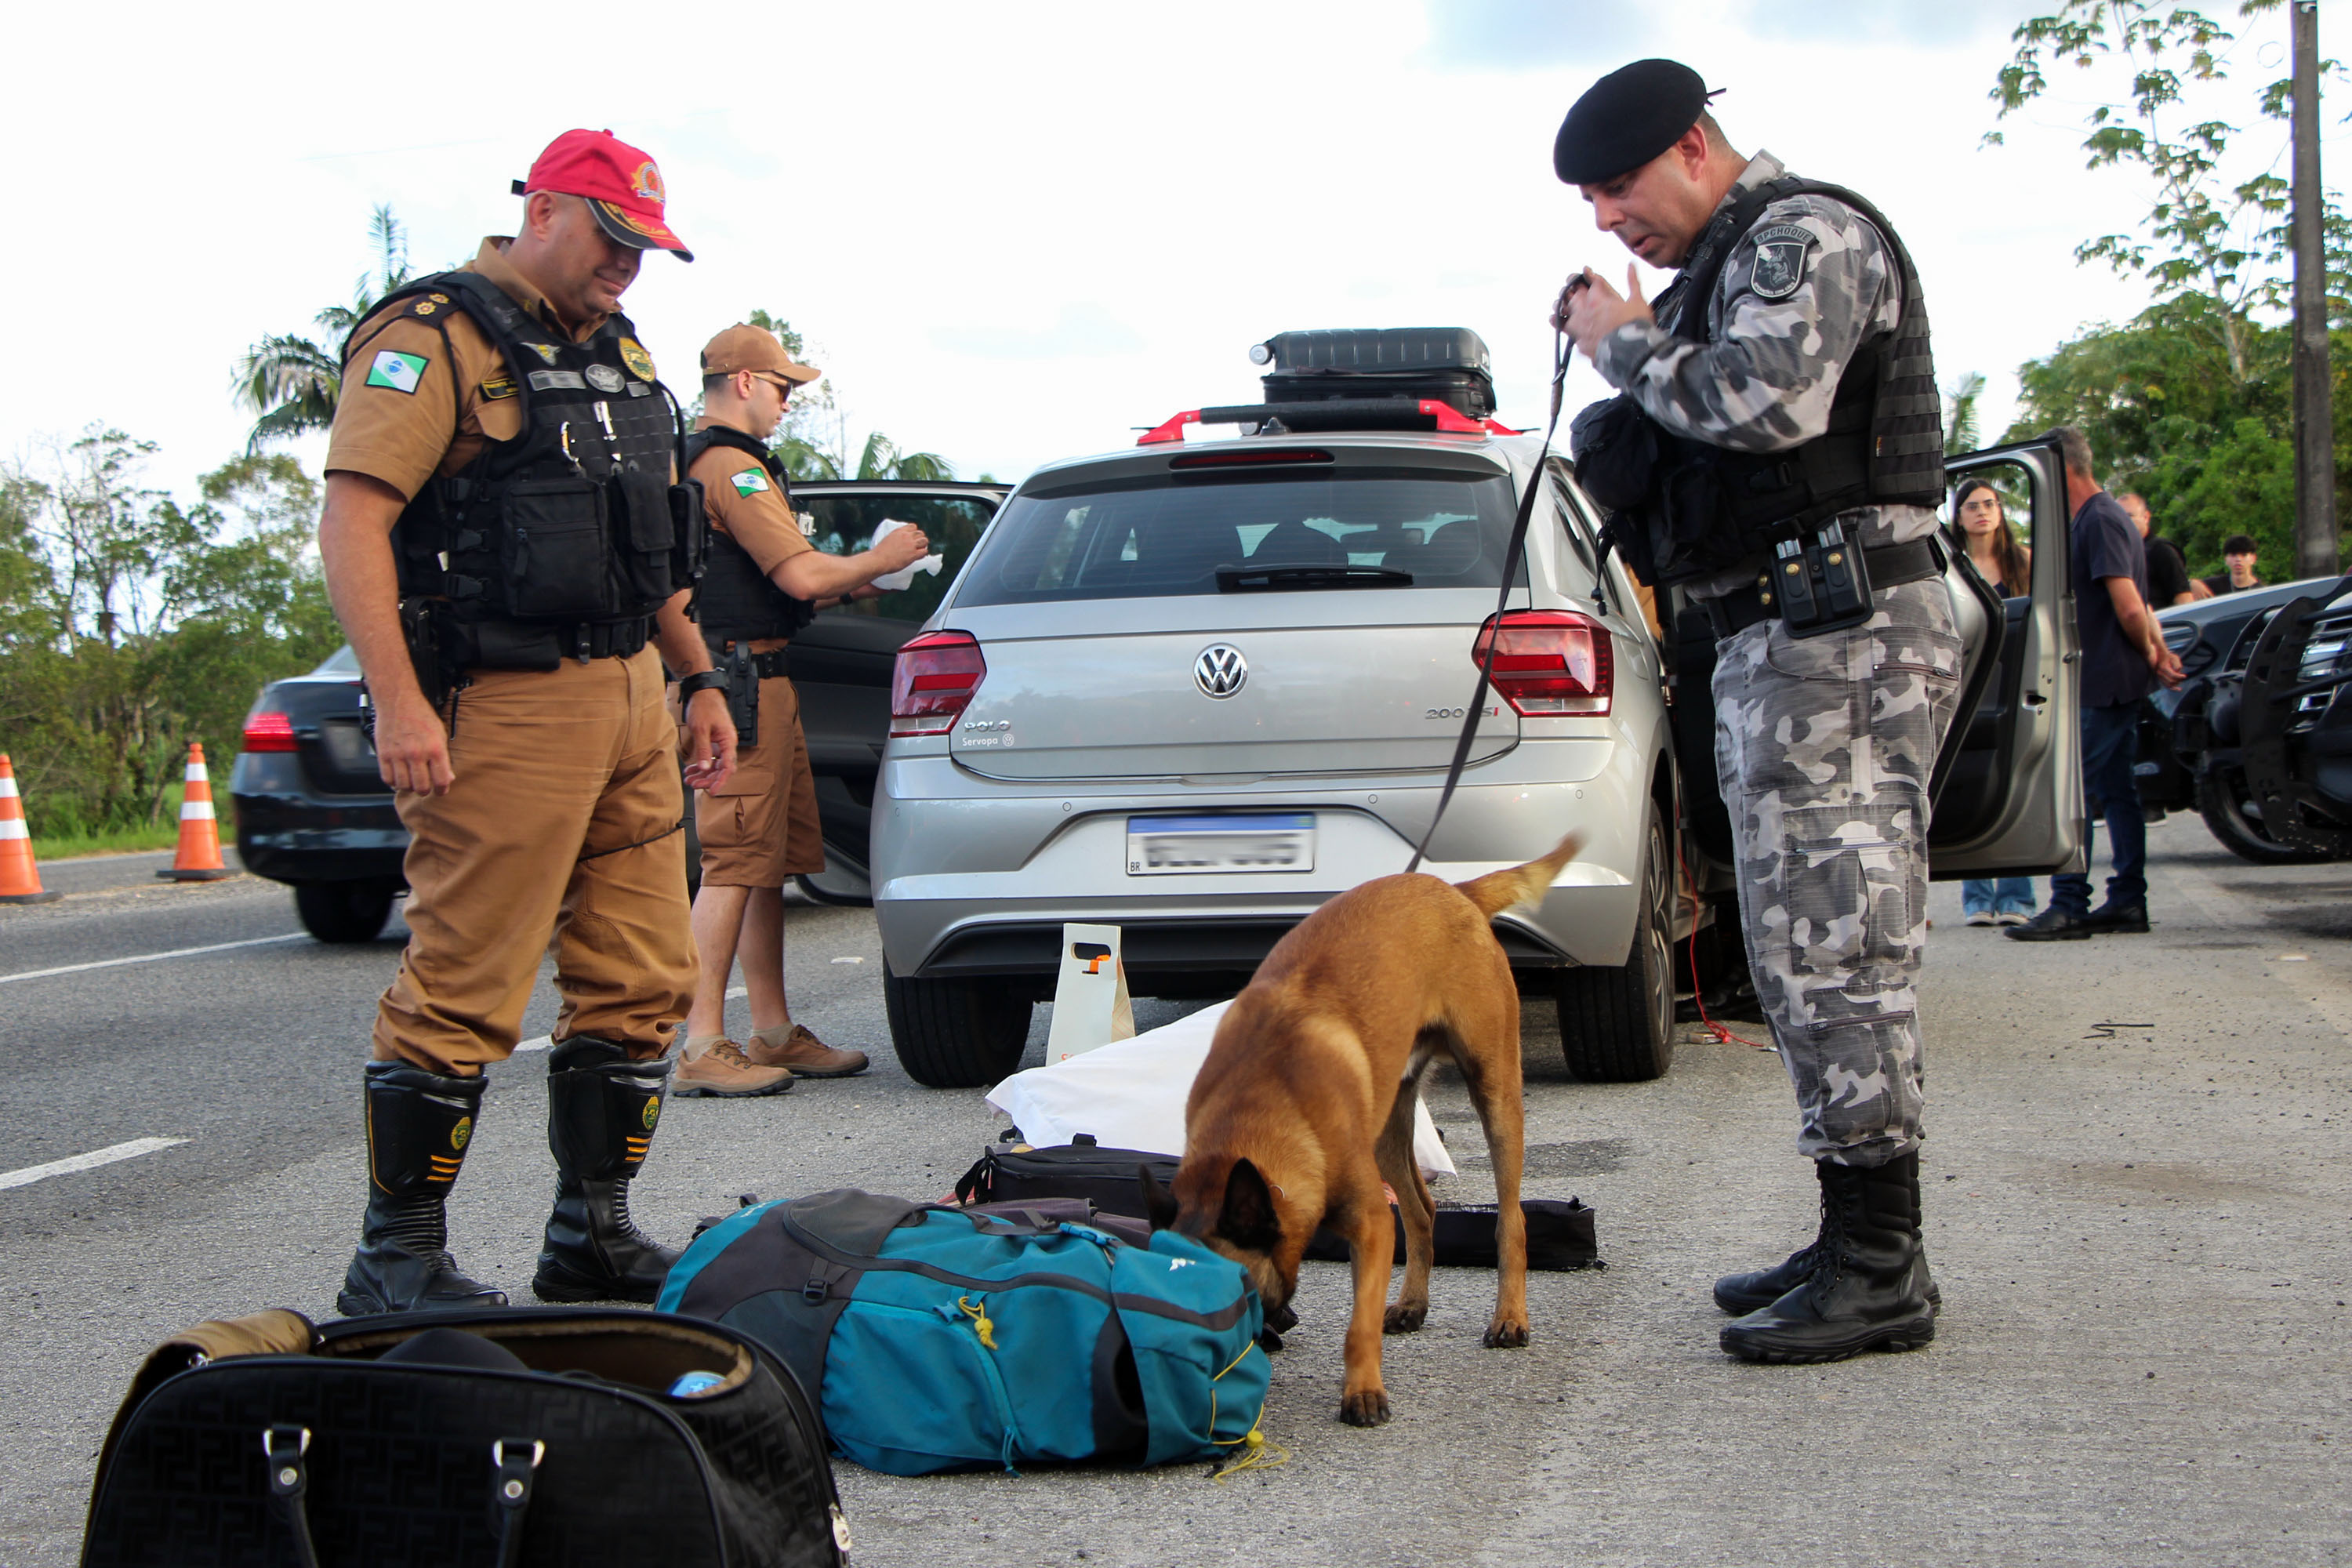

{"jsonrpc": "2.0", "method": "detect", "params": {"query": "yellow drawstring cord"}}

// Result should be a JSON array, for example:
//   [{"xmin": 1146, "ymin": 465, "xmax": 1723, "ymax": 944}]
[
  {"xmin": 956, "ymin": 1295, "xmax": 996, "ymax": 1351},
  {"xmin": 1206, "ymin": 1340, "xmax": 1288, "ymax": 1480}
]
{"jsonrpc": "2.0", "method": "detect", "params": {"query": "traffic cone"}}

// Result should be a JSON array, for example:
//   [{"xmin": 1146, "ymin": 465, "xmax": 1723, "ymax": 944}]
[
  {"xmin": 156, "ymin": 742, "xmax": 234, "ymax": 882},
  {"xmin": 0, "ymin": 753, "xmax": 62, "ymax": 905}
]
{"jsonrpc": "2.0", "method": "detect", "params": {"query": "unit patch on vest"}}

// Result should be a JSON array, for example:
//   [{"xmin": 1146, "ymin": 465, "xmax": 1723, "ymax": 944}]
[
  {"xmin": 619, "ymin": 337, "xmax": 656, "ymax": 382},
  {"xmin": 480, "ymin": 375, "xmax": 518, "ymax": 401},
  {"xmin": 528, "ymin": 343, "xmax": 562, "ymax": 365},
  {"xmin": 528, "ymin": 368, "xmax": 588, "ymax": 392},
  {"xmin": 1747, "ymin": 224, "xmax": 1814, "ymax": 301},
  {"xmin": 365, "ymin": 350, "xmax": 428, "ymax": 394},
  {"xmin": 731, "ymin": 468, "xmax": 771, "ymax": 497},
  {"xmin": 586, "ymin": 364, "xmax": 626, "ymax": 393}
]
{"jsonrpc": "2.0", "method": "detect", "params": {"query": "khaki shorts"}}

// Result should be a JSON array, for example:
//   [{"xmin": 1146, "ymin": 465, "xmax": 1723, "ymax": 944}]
[{"xmin": 690, "ymin": 673, "xmax": 824, "ymax": 887}]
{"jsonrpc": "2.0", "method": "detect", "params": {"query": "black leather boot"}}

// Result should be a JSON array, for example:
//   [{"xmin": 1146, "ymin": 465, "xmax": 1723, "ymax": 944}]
[
  {"xmin": 339, "ymin": 1062, "xmax": 508, "ymax": 1316},
  {"xmin": 532, "ymin": 1039, "xmax": 680, "ymax": 1303},
  {"xmin": 1719, "ymin": 1151, "xmax": 1936, "ymax": 1363},
  {"xmin": 1714, "ymin": 1156, "xmax": 1941, "ymax": 1316}
]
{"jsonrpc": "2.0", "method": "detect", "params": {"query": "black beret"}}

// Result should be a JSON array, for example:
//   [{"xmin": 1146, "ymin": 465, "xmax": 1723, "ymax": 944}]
[{"xmin": 1553, "ymin": 59, "xmax": 1712, "ymax": 185}]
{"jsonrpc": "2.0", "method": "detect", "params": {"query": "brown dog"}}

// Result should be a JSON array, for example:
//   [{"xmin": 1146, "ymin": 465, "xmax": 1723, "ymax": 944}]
[{"xmin": 1142, "ymin": 832, "xmax": 1583, "ymax": 1425}]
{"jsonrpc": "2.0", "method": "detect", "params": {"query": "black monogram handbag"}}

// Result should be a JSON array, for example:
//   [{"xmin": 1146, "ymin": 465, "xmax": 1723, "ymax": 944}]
[{"xmin": 81, "ymin": 1307, "xmax": 847, "ymax": 1568}]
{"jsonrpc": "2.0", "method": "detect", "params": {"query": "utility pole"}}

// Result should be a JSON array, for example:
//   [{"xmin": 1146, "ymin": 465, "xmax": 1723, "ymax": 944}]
[{"xmin": 2292, "ymin": 0, "xmax": 2339, "ymax": 581}]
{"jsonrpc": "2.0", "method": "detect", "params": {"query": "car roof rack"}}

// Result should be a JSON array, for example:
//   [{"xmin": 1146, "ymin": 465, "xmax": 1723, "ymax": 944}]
[{"xmin": 1137, "ymin": 327, "xmax": 1520, "ymax": 445}]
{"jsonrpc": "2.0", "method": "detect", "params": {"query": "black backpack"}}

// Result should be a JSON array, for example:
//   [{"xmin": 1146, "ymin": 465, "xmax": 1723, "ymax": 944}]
[{"xmin": 82, "ymin": 1306, "xmax": 846, "ymax": 1568}]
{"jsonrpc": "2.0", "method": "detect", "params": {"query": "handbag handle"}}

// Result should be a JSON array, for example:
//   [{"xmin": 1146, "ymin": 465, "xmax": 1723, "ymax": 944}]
[
  {"xmin": 491, "ymin": 1439, "xmax": 545, "ymax": 1568},
  {"xmin": 261, "ymin": 1425, "xmax": 321, "ymax": 1568}
]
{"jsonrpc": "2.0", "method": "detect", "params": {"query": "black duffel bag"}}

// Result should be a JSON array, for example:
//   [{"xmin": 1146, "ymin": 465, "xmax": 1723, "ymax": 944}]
[{"xmin": 82, "ymin": 1306, "xmax": 847, "ymax": 1568}]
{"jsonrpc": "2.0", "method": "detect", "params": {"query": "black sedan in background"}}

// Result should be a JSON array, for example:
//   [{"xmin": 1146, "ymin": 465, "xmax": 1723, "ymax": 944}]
[
  {"xmin": 2146, "ymin": 576, "xmax": 2348, "ymax": 863},
  {"xmin": 232, "ymin": 479, "xmax": 1007, "ymax": 941}
]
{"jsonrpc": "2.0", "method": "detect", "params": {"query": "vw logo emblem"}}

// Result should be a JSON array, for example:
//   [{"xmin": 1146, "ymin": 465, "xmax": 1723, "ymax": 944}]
[{"xmin": 1194, "ymin": 644, "xmax": 1247, "ymax": 699}]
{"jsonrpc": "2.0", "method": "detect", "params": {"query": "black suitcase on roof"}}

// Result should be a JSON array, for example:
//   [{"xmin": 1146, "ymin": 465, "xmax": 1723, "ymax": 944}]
[
  {"xmin": 82, "ymin": 1306, "xmax": 848, "ymax": 1568},
  {"xmin": 1255, "ymin": 327, "xmax": 1497, "ymax": 418}
]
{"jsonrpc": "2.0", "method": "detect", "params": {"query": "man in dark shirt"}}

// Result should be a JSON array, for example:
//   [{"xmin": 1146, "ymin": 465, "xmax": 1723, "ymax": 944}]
[
  {"xmin": 2011, "ymin": 430, "xmax": 2184, "ymax": 942},
  {"xmin": 2120, "ymin": 492, "xmax": 2195, "ymax": 606},
  {"xmin": 2201, "ymin": 534, "xmax": 2263, "ymax": 596}
]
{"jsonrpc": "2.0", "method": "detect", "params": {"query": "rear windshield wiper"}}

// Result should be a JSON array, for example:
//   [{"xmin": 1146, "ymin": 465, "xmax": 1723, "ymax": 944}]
[{"xmin": 1216, "ymin": 564, "xmax": 1415, "ymax": 593}]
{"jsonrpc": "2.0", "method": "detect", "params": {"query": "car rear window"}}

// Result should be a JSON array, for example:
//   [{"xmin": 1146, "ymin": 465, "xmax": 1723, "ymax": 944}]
[{"xmin": 953, "ymin": 465, "xmax": 1522, "ymax": 604}]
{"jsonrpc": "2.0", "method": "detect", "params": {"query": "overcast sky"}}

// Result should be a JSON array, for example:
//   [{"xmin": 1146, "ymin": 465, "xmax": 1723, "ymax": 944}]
[{"xmin": 5, "ymin": 0, "xmax": 2336, "ymax": 506}]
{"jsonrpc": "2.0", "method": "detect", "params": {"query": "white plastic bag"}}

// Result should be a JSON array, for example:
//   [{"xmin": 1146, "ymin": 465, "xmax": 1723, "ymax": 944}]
[{"xmin": 987, "ymin": 1000, "xmax": 1456, "ymax": 1178}]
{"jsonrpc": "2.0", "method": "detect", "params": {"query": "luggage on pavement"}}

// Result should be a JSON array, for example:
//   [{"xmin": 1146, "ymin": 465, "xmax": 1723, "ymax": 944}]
[
  {"xmin": 658, "ymin": 1188, "xmax": 1270, "ymax": 1476},
  {"xmin": 82, "ymin": 1306, "xmax": 847, "ymax": 1568}
]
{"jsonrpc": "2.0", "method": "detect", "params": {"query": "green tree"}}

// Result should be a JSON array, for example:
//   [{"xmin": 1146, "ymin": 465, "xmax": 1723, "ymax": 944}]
[
  {"xmin": 233, "ymin": 205, "xmax": 412, "ymax": 451},
  {"xmin": 1987, "ymin": 1, "xmax": 2331, "ymax": 383},
  {"xmin": 1945, "ymin": 372, "xmax": 1987, "ymax": 457},
  {"xmin": 0, "ymin": 434, "xmax": 339, "ymax": 836}
]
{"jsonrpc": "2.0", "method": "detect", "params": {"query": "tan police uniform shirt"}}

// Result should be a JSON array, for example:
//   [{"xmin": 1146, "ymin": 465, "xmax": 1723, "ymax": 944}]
[
  {"xmin": 325, "ymin": 239, "xmax": 611, "ymax": 498},
  {"xmin": 688, "ymin": 418, "xmax": 816, "ymax": 653}
]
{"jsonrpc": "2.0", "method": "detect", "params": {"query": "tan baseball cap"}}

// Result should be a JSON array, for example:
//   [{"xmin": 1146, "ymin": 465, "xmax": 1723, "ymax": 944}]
[{"xmin": 700, "ymin": 325, "xmax": 820, "ymax": 385}]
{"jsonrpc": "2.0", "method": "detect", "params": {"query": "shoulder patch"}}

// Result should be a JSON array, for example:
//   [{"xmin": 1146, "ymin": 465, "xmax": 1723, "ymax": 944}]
[
  {"xmin": 364, "ymin": 349, "xmax": 428, "ymax": 394},
  {"xmin": 480, "ymin": 375, "xmax": 517, "ymax": 401},
  {"xmin": 619, "ymin": 337, "xmax": 656, "ymax": 382},
  {"xmin": 1747, "ymin": 223, "xmax": 1816, "ymax": 301},
  {"xmin": 731, "ymin": 468, "xmax": 771, "ymax": 497}
]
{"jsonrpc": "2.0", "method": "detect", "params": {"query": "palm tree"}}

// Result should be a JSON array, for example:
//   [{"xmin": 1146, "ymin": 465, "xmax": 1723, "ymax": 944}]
[
  {"xmin": 1944, "ymin": 371, "xmax": 1986, "ymax": 458},
  {"xmin": 234, "ymin": 206, "xmax": 412, "ymax": 452}
]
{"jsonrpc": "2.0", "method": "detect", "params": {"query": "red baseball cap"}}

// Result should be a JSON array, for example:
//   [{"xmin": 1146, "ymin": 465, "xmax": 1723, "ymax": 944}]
[{"xmin": 513, "ymin": 129, "xmax": 693, "ymax": 262}]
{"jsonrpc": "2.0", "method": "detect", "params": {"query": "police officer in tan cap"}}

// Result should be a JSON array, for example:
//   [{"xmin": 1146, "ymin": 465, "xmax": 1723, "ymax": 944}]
[
  {"xmin": 673, "ymin": 324, "xmax": 931, "ymax": 1095},
  {"xmin": 321, "ymin": 129, "xmax": 734, "ymax": 1314}
]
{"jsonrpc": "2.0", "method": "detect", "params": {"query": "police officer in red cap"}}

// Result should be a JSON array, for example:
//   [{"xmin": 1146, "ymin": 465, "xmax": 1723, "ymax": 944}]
[{"xmin": 321, "ymin": 129, "xmax": 736, "ymax": 1313}]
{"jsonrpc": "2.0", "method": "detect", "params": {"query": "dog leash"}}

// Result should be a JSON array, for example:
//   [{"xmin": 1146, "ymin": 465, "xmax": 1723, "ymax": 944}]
[{"xmin": 1405, "ymin": 328, "xmax": 1572, "ymax": 876}]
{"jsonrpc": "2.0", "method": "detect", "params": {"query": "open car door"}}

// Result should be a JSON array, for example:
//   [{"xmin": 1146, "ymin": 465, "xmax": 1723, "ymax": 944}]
[
  {"xmin": 1662, "ymin": 434, "xmax": 2082, "ymax": 887},
  {"xmin": 1926, "ymin": 435, "xmax": 2084, "ymax": 877}
]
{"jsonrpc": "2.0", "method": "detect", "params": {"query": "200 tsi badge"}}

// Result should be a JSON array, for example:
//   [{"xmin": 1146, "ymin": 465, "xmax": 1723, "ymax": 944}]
[{"xmin": 1194, "ymin": 645, "xmax": 1247, "ymax": 699}]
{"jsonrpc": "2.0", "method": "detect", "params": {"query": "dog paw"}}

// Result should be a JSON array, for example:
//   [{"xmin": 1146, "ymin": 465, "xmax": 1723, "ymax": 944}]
[
  {"xmin": 1257, "ymin": 1326, "xmax": 1286, "ymax": 1352},
  {"xmin": 1382, "ymin": 1301, "xmax": 1428, "ymax": 1334},
  {"xmin": 1340, "ymin": 1388, "xmax": 1392, "ymax": 1427},
  {"xmin": 1483, "ymin": 1317, "xmax": 1530, "ymax": 1349}
]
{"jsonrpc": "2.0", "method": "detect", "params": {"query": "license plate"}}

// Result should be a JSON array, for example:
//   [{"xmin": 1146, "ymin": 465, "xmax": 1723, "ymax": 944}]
[{"xmin": 1126, "ymin": 814, "xmax": 1315, "ymax": 875}]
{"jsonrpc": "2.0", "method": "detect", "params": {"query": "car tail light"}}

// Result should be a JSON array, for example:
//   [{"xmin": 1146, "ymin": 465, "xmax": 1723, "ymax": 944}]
[
  {"xmin": 241, "ymin": 710, "xmax": 299, "ymax": 752},
  {"xmin": 1472, "ymin": 610, "xmax": 1611, "ymax": 716},
  {"xmin": 891, "ymin": 631, "xmax": 986, "ymax": 736}
]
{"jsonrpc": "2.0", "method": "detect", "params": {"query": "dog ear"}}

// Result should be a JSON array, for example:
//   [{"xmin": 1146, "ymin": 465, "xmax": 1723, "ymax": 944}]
[
  {"xmin": 1217, "ymin": 1158, "xmax": 1283, "ymax": 1253},
  {"xmin": 1138, "ymin": 1164, "xmax": 1179, "ymax": 1232}
]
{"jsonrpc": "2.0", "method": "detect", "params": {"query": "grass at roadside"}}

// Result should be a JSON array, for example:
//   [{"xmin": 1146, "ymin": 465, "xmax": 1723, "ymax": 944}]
[{"xmin": 29, "ymin": 786, "xmax": 219, "ymax": 862}]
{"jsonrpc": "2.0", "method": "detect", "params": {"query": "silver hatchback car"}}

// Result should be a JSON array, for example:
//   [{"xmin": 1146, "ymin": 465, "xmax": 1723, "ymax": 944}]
[{"xmin": 871, "ymin": 404, "xmax": 1690, "ymax": 1090}]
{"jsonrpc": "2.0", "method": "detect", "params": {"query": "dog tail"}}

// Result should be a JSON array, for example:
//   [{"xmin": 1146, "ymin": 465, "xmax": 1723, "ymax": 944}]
[{"xmin": 1452, "ymin": 830, "xmax": 1585, "ymax": 918}]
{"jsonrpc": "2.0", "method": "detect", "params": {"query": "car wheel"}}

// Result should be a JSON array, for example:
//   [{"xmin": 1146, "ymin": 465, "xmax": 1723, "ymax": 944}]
[
  {"xmin": 294, "ymin": 880, "xmax": 398, "ymax": 944},
  {"xmin": 2195, "ymin": 768, "xmax": 2333, "ymax": 866},
  {"xmin": 883, "ymin": 960, "xmax": 1033, "ymax": 1088},
  {"xmin": 794, "ymin": 852, "xmax": 873, "ymax": 907},
  {"xmin": 1556, "ymin": 804, "xmax": 1675, "ymax": 1083}
]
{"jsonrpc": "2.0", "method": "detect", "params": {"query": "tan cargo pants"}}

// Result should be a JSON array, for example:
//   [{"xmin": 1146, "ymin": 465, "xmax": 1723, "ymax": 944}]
[{"xmin": 372, "ymin": 646, "xmax": 695, "ymax": 1074}]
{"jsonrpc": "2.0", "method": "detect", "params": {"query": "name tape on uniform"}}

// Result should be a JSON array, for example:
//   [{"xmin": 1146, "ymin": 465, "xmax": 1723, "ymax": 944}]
[{"xmin": 365, "ymin": 350, "xmax": 428, "ymax": 394}]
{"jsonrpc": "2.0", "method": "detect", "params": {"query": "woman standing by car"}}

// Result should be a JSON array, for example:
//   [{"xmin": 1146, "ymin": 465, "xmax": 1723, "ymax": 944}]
[{"xmin": 1951, "ymin": 478, "xmax": 2036, "ymax": 925}]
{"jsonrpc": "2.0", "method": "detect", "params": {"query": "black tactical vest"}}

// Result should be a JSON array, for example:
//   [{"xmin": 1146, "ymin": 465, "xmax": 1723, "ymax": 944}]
[
  {"xmin": 686, "ymin": 424, "xmax": 816, "ymax": 645},
  {"xmin": 1585, "ymin": 176, "xmax": 1944, "ymax": 587},
  {"xmin": 359, "ymin": 269, "xmax": 707, "ymax": 664}
]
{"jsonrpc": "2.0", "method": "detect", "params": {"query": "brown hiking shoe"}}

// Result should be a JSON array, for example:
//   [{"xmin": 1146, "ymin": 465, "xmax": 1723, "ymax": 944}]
[
  {"xmin": 745, "ymin": 1024, "xmax": 869, "ymax": 1079},
  {"xmin": 673, "ymin": 1040, "xmax": 795, "ymax": 1098}
]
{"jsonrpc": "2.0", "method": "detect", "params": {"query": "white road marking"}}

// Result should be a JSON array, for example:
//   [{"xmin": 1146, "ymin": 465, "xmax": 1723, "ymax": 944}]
[
  {"xmin": 514, "ymin": 986, "xmax": 748, "ymax": 1052},
  {"xmin": 0, "ymin": 1137, "xmax": 188, "ymax": 1192},
  {"xmin": 0, "ymin": 933, "xmax": 305, "ymax": 985}
]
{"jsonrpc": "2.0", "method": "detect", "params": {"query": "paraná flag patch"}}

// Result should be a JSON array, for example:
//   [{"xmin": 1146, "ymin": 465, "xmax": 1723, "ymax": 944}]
[
  {"xmin": 731, "ymin": 469, "xmax": 771, "ymax": 497},
  {"xmin": 365, "ymin": 350, "xmax": 429, "ymax": 394}
]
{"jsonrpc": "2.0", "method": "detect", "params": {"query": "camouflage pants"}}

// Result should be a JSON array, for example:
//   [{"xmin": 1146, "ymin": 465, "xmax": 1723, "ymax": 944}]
[{"xmin": 1711, "ymin": 579, "xmax": 1962, "ymax": 1167}]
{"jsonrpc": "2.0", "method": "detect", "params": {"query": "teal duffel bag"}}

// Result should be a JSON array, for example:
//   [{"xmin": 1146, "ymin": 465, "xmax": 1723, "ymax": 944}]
[{"xmin": 656, "ymin": 1190, "xmax": 1272, "ymax": 1475}]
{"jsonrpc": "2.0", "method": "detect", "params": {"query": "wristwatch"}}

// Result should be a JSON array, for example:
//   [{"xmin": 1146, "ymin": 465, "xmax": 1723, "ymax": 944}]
[{"xmin": 677, "ymin": 669, "xmax": 730, "ymax": 701}]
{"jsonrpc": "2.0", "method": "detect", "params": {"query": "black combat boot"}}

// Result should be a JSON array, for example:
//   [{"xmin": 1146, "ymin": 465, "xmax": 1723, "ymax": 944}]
[
  {"xmin": 1719, "ymin": 1150, "xmax": 1936, "ymax": 1363},
  {"xmin": 532, "ymin": 1038, "xmax": 680, "ymax": 1303},
  {"xmin": 1713, "ymin": 1156, "xmax": 1941, "ymax": 1316},
  {"xmin": 339, "ymin": 1062, "xmax": 508, "ymax": 1316}
]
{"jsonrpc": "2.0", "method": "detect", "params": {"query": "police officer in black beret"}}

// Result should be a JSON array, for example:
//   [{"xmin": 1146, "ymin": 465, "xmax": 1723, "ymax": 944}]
[{"xmin": 1553, "ymin": 61, "xmax": 1958, "ymax": 1364}]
